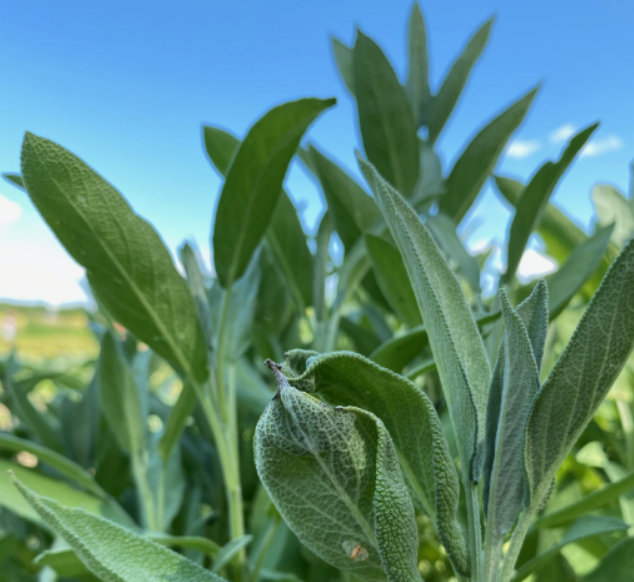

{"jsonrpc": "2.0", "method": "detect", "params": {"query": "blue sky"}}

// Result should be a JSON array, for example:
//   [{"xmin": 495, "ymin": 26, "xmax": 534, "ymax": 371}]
[{"xmin": 1, "ymin": 0, "xmax": 632, "ymax": 304}]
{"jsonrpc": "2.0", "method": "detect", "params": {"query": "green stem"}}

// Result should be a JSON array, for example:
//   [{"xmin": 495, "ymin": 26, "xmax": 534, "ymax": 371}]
[
  {"xmin": 465, "ymin": 483, "xmax": 484, "ymax": 582},
  {"xmin": 483, "ymin": 529, "xmax": 503, "ymax": 582},
  {"xmin": 247, "ymin": 516, "xmax": 280, "ymax": 582},
  {"xmin": 130, "ymin": 452, "xmax": 160, "ymax": 531},
  {"xmin": 499, "ymin": 509, "xmax": 534, "ymax": 582}
]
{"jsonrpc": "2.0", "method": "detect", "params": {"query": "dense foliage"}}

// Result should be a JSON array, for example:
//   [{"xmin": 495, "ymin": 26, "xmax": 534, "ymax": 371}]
[{"xmin": 2, "ymin": 5, "xmax": 634, "ymax": 581}]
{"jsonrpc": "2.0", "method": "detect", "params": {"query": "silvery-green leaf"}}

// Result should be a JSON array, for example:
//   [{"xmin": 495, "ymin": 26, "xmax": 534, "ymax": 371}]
[
  {"xmin": 592, "ymin": 184, "xmax": 634, "ymax": 246},
  {"xmin": 547, "ymin": 224, "xmax": 614, "ymax": 318},
  {"xmin": 581, "ymin": 537, "xmax": 634, "ymax": 582},
  {"xmin": 516, "ymin": 279, "xmax": 549, "ymax": 370},
  {"xmin": 365, "ymin": 235, "xmax": 422, "ymax": 325},
  {"xmin": 439, "ymin": 87, "xmax": 537, "ymax": 223},
  {"xmin": 359, "ymin": 154, "xmax": 490, "ymax": 480},
  {"xmin": 485, "ymin": 291, "xmax": 541, "ymax": 535},
  {"xmin": 504, "ymin": 123, "xmax": 598, "ymax": 283},
  {"xmin": 282, "ymin": 350, "xmax": 469, "ymax": 575},
  {"xmin": 525, "ymin": 237, "xmax": 634, "ymax": 505},
  {"xmin": 426, "ymin": 19, "xmax": 493, "ymax": 144},
  {"xmin": 353, "ymin": 31, "xmax": 419, "ymax": 198},
  {"xmin": 406, "ymin": 3, "xmax": 431, "ymax": 126},
  {"xmin": 12, "ymin": 476, "xmax": 227, "ymax": 582},
  {"xmin": 254, "ymin": 362, "xmax": 422, "ymax": 582}
]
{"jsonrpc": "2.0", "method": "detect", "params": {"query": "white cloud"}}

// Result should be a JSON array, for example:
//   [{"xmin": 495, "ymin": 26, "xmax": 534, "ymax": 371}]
[
  {"xmin": 506, "ymin": 139, "xmax": 541, "ymax": 159},
  {"xmin": 549, "ymin": 124, "xmax": 577, "ymax": 143},
  {"xmin": 580, "ymin": 135, "xmax": 624, "ymax": 158},
  {"xmin": 0, "ymin": 194, "xmax": 22, "ymax": 226},
  {"xmin": 517, "ymin": 248, "xmax": 557, "ymax": 281}
]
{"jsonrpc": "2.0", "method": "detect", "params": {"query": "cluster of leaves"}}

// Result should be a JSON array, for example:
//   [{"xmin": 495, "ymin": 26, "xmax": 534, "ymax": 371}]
[{"xmin": 2, "ymin": 4, "xmax": 634, "ymax": 582}]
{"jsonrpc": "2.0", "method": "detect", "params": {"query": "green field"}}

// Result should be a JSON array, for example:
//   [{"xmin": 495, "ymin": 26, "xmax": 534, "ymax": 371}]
[{"xmin": 0, "ymin": 303, "xmax": 98, "ymax": 361}]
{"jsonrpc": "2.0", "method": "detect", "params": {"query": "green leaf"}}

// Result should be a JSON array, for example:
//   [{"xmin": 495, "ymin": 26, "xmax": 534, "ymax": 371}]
[
  {"xmin": 332, "ymin": 37, "xmax": 354, "ymax": 94},
  {"xmin": 426, "ymin": 213, "xmax": 482, "ymax": 295},
  {"xmin": 406, "ymin": 3, "xmax": 431, "ymax": 126},
  {"xmin": 212, "ymin": 97, "xmax": 334, "ymax": 287},
  {"xmin": 0, "ymin": 460, "xmax": 132, "ymax": 528},
  {"xmin": 525, "ymin": 237, "xmax": 634, "ymax": 505},
  {"xmin": 306, "ymin": 144, "xmax": 381, "ymax": 250},
  {"xmin": 503, "ymin": 123, "xmax": 598, "ymax": 282},
  {"xmin": 440, "ymin": 88, "xmax": 537, "ymax": 223},
  {"xmin": 2, "ymin": 172, "xmax": 25, "ymax": 190},
  {"xmin": 365, "ymin": 234, "xmax": 422, "ymax": 324},
  {"xmin": 20, "ymin": 132, "xmax": 208, "ymax": 383},
  {"xmin": 281, "ymin": 350, "xmax": 469, "ymax": 576},
  {"xmin": 592, "ymin": 184, "xmax": 634, "ymax": 246},
  {"xmin": 0, "ymin": 433, "xmax": 114, "ymax": 503},
  {"xmin": 485, "ymin": 291, "xmax": 541, "ymax": 535},
  {"xmin": 353, "ymin": 31, "xmax": 419, "ymax": 197},
  {"xmin": 547, "ymin": 224, "xmax": 614, "ymax": 318},
  {"xmin": 581, "ymin": 537, "xmax": 634, "ymax": 582},
  {"xmin": 179, "ymin": 242, "xmax": 214, "ymax": 349},
  {"xmin": 535, "ymin": 471, "xmax": 634, "ymax": 529},
  {"xmin": 426, "ymin": 19, "xmax": 493, "ymax": 144},
  {"xmin": 255, "ymin": 362, "xmax": 422, "ymax": 582},
  {"xmin": 12, "ymin": 475, "xmax": 228, "ymax": 582},
  {"xmin": 205, "ymin": 125, "xmax": 314, "ymax": 308},
  {"xmin": 98, "ymin": 332, "xmax": 146, "ymax": 456},
  {"xmin": 510, "ymin": 516, "xmax": 628, "ymax": 582},
  {"xmin": 359, "ymin": 155, "xmax": 491, "ymax": 480}
]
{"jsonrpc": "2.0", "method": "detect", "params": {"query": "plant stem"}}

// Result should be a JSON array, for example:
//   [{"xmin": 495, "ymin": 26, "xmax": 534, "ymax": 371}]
[
  {"xmin": 465, "ymin": 483, "xmax": 484, "ymax": 582},
  {"xmin": 483, "ymin": 530, "xmax": 503, "ymax": 582},
  {"xmin": 498, "ymin": 509, "xmax": 534, "ymax": 582}
]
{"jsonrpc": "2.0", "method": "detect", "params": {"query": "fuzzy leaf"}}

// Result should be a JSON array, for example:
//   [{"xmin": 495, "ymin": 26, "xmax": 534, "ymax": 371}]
[
  {"xmin": 525, "ymin": 237, "xmax": 634, "ymax": 504},
  {"xmin": 440, "ymin": 88, "xmax": 537, "ymax": 223},
  {"xmin": 427, "ymin": 19, "xmax": 493, "ymax": 144},
  {"xmin": 359, "ymin": 155, "xmax": 491, "ymax": 480},
  {"xmin": 282, "ymin": 350, "xmax": 469, "ymax": 575},
  {"xmin": 12, "ymin": 475, "xmax": 228, "ymax": 581},
  {"xmin": 255, "ymin": 362, "xmax": 422, "ymax": 582},
  {"xmin": 20, "ymin": 132, "xmax": 208, "ymax": 383},
  {"xmin": 504, "ymin": 124, "xmax": 598, "ymax": 282},
  {"xmin": 406, "ymin": 4, "xmax": 431, "ymax": 126},
  {"xmin": 354, "ymin": 31, "xmax": 419, "ymax": 197}
]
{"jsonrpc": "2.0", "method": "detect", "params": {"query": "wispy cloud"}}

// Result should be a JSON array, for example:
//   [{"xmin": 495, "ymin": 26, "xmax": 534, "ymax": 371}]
[
  {"xmin": 581, "ymin": 135, "xmax": 624, "ymax": 158},
  {"xmin": 518, "ymin": 249, "xmax": 557, "ymax": 281},
  {"xmin": 549, "ymin": 124, "xmax": 576, "ymax": 143},
  {"xmin": 506, "ymin": 139, "xmax": 541, "ymax": 159},
  {"xmin": 0, "ymin": 194, "xmax": 21, "ymax": 227}
]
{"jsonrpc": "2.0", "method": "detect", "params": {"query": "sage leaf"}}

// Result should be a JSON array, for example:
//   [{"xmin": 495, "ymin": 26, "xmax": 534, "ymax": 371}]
[
  {"xmin": 510, "ymin": 516, "xmax": 628, "ymax": 582},
  {"xmin": 204, "ymin": 125, "xmax": 314, "ymax": 308},
  {"xmin": 504, "ymin": 123, "xmax": 598, "ymax": 282},
  {"xmin": 359, "ymin": 154, "xmax": 491, "ymax": 480},
  {"xmin": 306, "ymin": 144, "xmax": 381, "ymax": 250},
  {"xmin": 282, "ymin": 350, "xmax": 469, "ymax": 575},
  {"xmin": 332, "ymin": 37, "xmax": 354, "ymax": 94},
  {"xmin": 485, "ymin": 291, "xmax": 541, "ymax": 535},
  {"xmin": 98, "ymin": 331, "xmax": 146, "ymax": 456},
  {"xmin": 547, "ymin": 224, "xmax": 614, "ymax": 318},
  {"xmin": 0, "ymin": 460, "xmax": 131, "ymax": 528},
  {"xmin": 426, "ymin": 213, "xmax": 482, "ymax": 295},
  {"xmin": 212, "ymin": 97, "xmax": 334, "ymax": 287},
  {"xmin": 354, "ymin": 31, "xmax": 419, "ymax": 197},
  {"xmin": 254, "ymin": 362, "xmax": 422, "ymax": 582},
  {"xmin": 365, "ymin": 234, "xmax": 422, "ymax": 325},
  {"xmin": 592, "ymin": 184, "xmax": 634, "ymax": 246},
  {"xmin": 581, "ymin": 537, "xmax": 634, "ymax": 582},
  {"xmin": 12, "ymin": 475, "xmax": 228, "ymax": 582},
  {"xmin": 2, "ymin": 172, "xmax": 25, "ymax": 190},
  {"xmin": 406, "ymin": 3, "xmax": 431, "ymax": 126},
  {"xmin": 439, "ymin": 87, "xmax": 537, "ymax": 223},
  {"xmin": 426, "ymin": 19, "xmax": 493, "ymax": 144},
  {"xmin": 525, "ymin": 237, "xmax": 634, "ymax": 504},
  {"xmin": 20, "ymin": 132, "xmax": 208, "ymax": 383},
  {"xmin": 536, "ymin": 471, "xmax": 634, "ymax": 529}
]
